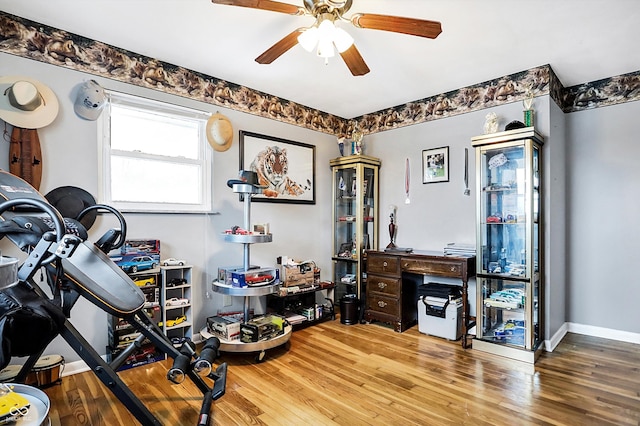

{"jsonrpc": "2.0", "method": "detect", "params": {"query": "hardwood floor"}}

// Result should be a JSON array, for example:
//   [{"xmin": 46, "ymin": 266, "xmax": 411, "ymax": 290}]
[{"xmin": 42, "ymin": 319, "xmax": 640, "ymax": 425}]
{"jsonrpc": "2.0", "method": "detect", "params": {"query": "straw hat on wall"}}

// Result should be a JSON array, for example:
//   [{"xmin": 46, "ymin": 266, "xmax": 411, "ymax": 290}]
[
  {"xmin": 0, "ymin": 76, "xmax": 59, "ymax": 129},
  {"xmin": 206, "ymin": 112, "xmax": 233, "ymax": 152}
]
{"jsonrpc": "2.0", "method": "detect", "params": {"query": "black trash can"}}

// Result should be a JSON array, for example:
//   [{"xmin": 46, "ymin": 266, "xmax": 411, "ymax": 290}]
[{"xmin": 340, "ymin": 294, "xmax": 359, "ymax": 325}]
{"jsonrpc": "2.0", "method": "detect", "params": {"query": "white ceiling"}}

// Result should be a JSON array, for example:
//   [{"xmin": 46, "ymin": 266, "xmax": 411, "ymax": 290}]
[{"xmin": 1, "ymin": 0, "xmax": 639, "ymax": 119}]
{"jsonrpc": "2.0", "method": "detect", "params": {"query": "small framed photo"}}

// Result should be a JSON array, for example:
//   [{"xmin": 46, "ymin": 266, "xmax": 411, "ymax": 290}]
[{"xmin": 422, "ymin": 146, "xmax": 449, "ymax": 184}]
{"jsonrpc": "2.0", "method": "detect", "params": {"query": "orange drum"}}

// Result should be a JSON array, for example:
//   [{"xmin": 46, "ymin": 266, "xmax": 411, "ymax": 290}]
[{"xmin": 27, "ymin": 355, "xmax": 64, "ymax": 388}]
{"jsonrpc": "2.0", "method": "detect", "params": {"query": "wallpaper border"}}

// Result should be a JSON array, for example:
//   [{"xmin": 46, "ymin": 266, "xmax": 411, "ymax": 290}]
[{"xmin": 1, "ymin": 11, "xmax": 638, "ymax": 138}]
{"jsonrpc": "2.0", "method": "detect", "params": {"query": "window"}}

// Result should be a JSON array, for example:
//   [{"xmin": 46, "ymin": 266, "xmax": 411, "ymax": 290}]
[{"xmin": 99, "ymin": 92, "xmax": 212, "ymax": 213}]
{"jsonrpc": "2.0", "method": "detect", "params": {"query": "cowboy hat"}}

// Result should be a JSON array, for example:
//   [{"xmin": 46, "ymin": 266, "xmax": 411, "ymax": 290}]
[
  {"xmin": 0, "ymin": 76, "xmax": 59, "ymax": 129},
  {"xmin": 45, "ymin": 186, "xmax": 98, "ymax": 230},
  {"xmin": 74, "ymin": 79, "xmax": 107, "ymax": 121},
  {"xmin": 226, "ymin": 170, "xmax": 267, "ymax": 189},
  {"xmin": 206, "ymin": 112, "xmax": 233, "ymax": 152}
]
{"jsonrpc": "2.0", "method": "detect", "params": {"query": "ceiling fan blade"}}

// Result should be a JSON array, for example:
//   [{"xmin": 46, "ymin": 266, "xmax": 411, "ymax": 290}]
[
  {"xmin": 255, "ymin": 29, "xmax": 304, "ymax": 64},
  {"xmin": 339, "ymin": 44, "xmax": 370, "ymax": 76},
  {"xmin": 211, "ymin": 0, "xmax": 303, "ymax": 15},
  {"xmin": 351, "ymin": 13, "xmax": 442, "ymax": 39}
]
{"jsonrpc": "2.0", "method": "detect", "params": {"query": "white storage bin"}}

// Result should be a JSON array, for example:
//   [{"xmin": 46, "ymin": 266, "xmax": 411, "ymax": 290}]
[{"xmin": 417, "ymin": 296, "xmax": 462, "ymax": 340}]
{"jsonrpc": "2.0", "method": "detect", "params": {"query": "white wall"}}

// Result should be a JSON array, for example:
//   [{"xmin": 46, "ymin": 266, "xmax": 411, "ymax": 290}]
[
  {"xmin": 546, "ymin": 100, "xmax": 567, "ymax": 336},
  {"xmin": 566, "ymin": 100, "xmax": 640, "ymax": 334},
  {"xmin": 0, "ymin": 52, "xmax": 337, "ymax": 363}
]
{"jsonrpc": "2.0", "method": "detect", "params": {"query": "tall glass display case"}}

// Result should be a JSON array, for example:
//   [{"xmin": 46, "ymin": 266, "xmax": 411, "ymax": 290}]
[
  {"xmin": 330, "ymin": 155, "xmax": 380, "ymax": 304},
  {"xmin": 471, "ymin": 127, "xmax": 543, "ymax": 363}
]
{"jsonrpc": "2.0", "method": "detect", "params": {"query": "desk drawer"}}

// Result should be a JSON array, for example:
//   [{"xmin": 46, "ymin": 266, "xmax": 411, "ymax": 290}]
[
  {"xmin": 367, "ymin": 255, "xmax": 400, "ymax": 275},
  {"xmin": 366, "ymin": 293, "xmax": 400, "ymax": 317},
  {"xmin": 367, "ymin": 274, "xmax": 400, "ymax": 296},
  {"xmin": 401, "ymin": 259, "xmax": 462, "ymax": 278}
]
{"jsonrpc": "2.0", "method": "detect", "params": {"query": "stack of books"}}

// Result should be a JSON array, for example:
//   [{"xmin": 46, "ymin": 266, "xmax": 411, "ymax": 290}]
[{"xmin": 444, "ymin": 243, "xmax": 476, "ymax": 257}]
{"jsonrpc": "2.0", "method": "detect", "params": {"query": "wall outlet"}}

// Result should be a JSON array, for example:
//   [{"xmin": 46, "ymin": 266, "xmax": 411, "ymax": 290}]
[{"xmin": 223, "ymin": 295, "xmax": 232, "ymax": 307}]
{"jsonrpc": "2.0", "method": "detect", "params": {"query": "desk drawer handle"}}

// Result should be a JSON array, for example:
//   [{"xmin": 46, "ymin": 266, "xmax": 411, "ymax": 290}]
[
  {"xmin": 450, "ymin": 266, "xmax": 456, "ymax": 272},
  {"xmin": 383, "ymin": 261, "xmax": 388, "ymax": 267},
  {"xmin": 377, "ymin": 300, "xmax": 387, "ymax": 308},
  {"xmin": 377, "ymin": 282, "xmax": 387, "ymax": 290}
]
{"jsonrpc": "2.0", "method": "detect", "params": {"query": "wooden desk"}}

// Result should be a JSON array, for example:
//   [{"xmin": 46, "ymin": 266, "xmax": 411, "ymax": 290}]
[{"xmin": 365, "ymin": 250, "xmax": 476, "ymax": 348}]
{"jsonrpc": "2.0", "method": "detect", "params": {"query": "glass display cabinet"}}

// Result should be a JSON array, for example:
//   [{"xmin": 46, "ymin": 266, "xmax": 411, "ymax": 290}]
[
  {"xmin": 471, "ymin": 127, "xmax": 544, "ymax": 363},
  {"xmin": 330, "ymin": 155, "xmax": 380, "ymax": 304}
]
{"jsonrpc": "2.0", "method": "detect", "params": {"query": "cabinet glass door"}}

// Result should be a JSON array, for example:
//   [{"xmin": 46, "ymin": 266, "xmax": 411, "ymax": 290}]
[
  {"xmin": 331, "ymin": 155, "xmax": 380, "ymax": 303},
  {"xmin": 334, "ymin": 164, "xmax": 358, "ymax": 297},
  {"xmin": 474, "ymin": 130, "xmax": 543, "ymax": 355}
]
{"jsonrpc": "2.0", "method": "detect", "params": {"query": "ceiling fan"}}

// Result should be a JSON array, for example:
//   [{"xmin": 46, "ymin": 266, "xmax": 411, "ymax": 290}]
[{"xmin": 211, "ymin": 0, "xmax": 442, "ymax": 76}]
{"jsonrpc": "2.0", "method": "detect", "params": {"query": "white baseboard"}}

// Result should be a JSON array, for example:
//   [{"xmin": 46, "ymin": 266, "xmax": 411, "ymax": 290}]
[
  {"xmin": 61, "ymin": 357, "xmax": 102, "ymax": 377},
  {"xmin": 545, "ymin": 322, "xmax": 568, "ymax": 352},
  {"xmin": 543, "ymin": 322, "xmax": 640, "ymax": 353},
  {"xmin": 566, "ymin": 322, "xmax": 640, "ymax": 345}
]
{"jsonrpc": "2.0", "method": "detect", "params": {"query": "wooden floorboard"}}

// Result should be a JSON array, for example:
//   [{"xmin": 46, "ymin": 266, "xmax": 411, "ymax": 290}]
[{"xmin": 41, "ymin": 320, "xmax": 640, "ymax": 426}]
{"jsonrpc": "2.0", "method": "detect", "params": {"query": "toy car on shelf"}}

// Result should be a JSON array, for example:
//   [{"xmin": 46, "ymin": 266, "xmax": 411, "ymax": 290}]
[
  {"xmin": 501, "ymin": 289, "xmax": 525, "ymax": 299},
  {"xmin": 119, "ymin": 256, "xmax": 157, "ymax": 273},
  {"xmin": 484, "ymin": 296, "xmax": 520, "ymax": 310},
  {"xmin": 126, "ymin": 346, "xmax": 156, "ymax": 364},
  {"xmin": 166, "ymin": 297, "xmax": 189, "ymax": 306},
  {"xmin": 245, "ymin": 274, "xmax": 274, "ymax": 285},
  {"xmin": 161, "ymin": 258, "xmax": 186, "ymax": 266},
  {"xmin": 224, "ymin": 225, "xmax": 250, "ymax": 235},
  {"xmin": 166, "ymin": 277, "xmax": 187, "ymax": 287},
  {"xmin": 490, "ymin": 291, "xmax": 522, "ymax": 303},
  {"xmin": 170, "ymin": 336, "xmax": 189, "ymax": 348},
  {"xmin": 163, "ymin": 315, "xmax": 187, "ymax": 328},
  {"xmin": 120, "ymin": 332, "xmax": 142, "ymax": 342},
  {"xmin": 486, "ymin": 215, "xmax": 502, "ymax": 223},
  {"xmin": 134, "ymin": 276, "xmax": 156, "ymax": 287}
]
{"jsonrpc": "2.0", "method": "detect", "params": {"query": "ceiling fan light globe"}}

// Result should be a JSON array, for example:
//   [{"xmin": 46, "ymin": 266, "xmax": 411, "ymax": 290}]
[
  {"xmin": 298, "ymin": 27, "xmax": 319, "ymax": 52},
  {"xmin": 317, "ymin": 38, "xmax": 335, "ymax": 58},
  {"xmin": 333, "ymin": 27, "xmax": 354, "ymax": 53},
  {"xmin": 317, "ymin": 18, "xmax": 335, "ymax": 38}
]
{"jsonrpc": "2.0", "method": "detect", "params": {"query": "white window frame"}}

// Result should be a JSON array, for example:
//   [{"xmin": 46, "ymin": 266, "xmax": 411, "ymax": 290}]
[{"xmin": 98, "ymin": 91, "xmax": 212, "ymax": 213}]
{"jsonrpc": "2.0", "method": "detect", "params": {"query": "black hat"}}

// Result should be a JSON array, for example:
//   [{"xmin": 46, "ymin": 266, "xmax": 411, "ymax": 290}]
[
  {"xmin": 226, "ymin": 170, "xmax": 267, "ymax": 189},
  {"xmin": 505, "ymin": 120, "xmax": 526, "ymax": 131},
  {"xmin": 45, "ymin": 186, "xmax": 97, "ymax": 229}
]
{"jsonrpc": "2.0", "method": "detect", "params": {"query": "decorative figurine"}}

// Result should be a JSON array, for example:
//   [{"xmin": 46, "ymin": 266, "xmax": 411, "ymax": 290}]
[
  {"xmin": 337, "ymin": 136, "xmax": 345, "ymax": 156},
  {"xmin": 484, "ymin": 112, "xmax": 499, "ymax": 134},
  {"xmin": 387, "ymin": 205, "xmax": 397, "ymax": 249},
  {"xmin": 352, "ymin": 124, "xmax": 363, "ymax": 155}
]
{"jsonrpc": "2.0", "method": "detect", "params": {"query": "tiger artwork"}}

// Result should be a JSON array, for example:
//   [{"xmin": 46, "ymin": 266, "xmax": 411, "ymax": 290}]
[{"xmin": 250, "ymin": 146, "xmax": 309, "ymax": 198}]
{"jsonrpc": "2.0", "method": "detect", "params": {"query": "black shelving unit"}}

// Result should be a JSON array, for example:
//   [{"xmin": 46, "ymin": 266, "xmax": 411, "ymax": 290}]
[{"xmin": 266, "ymin": 283, "xmax": 335, "ymax": 329}]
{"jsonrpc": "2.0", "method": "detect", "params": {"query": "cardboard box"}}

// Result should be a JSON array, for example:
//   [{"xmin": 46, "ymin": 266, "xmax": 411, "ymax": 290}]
[
  {"xmin": 281, "ymin": 263, "xmax": 317, "ymax": 287},
  {"xmin": 206, "ymin": 316, "xmax": 241, "ymax": 341},
  {"xmin": 120, "ymin": 239, "xmax": 160, "ymax": 262},
  {"xmin": 142, "ymin": 286, "xmax": 160, "ymax": 308},
  {"xmin": 231, "ymin": 267, "xmax": 278, "ymax": 288},
  {"xmin": 218, "ymin": 265, "xmax": 258, "ymax": 286},
  {"xmin": 240, "ymin": 315, "xmax": 284, "ymax": 343}
]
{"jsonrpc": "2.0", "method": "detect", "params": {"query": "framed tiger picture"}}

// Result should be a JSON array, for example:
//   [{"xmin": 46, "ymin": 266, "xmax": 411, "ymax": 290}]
[{"xmin": 239, "ymin": 131, "xmax": 316, "ymax": 204}]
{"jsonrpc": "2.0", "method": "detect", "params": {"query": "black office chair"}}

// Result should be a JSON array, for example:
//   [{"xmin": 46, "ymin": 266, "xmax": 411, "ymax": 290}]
[{"xmin": 0, "ymin": 170, "xmax": 226, "ymax": 426}]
